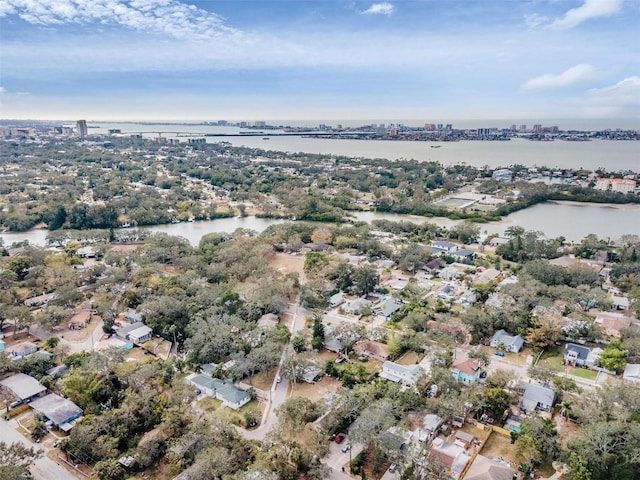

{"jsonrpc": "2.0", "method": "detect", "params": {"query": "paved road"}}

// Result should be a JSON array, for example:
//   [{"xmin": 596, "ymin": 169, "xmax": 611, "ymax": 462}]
[
  {"xmin": 323, "ymin": 438, "xmax": 363, "ymax": 480},
  {"xmin": 64, "ymin": 320, "xmax": 104, "ymax": 353},
  {"xmin": 239, "ymin": 302, "xmax": 312, "ymax": 441},
  {"xmin": 0, "ymin": 416, "xmax": 79, "ymax": 480},
  {"xmin": 473, "ymin": 348, "xmax": 600, "ymax": 391}
]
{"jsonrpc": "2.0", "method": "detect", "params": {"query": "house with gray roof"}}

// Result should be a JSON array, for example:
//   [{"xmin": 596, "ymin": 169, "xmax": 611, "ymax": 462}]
[
  {"xmin": 564, "ymin": 343, "xmax": 591, "ymax": 367},
  {"xmin": 490, "ymin": 329, "xmax": 525, "ymax": 353},
  {"xmin": 373, "ymin": 296, "xmax": 403, "ymax": 320},
  {"xmin": 0, "ymin": 373, "xmax": 46, "ymax": 403},
  {"xmin": 452, "ymin": 249, "xmax": 475, "ymax": 262},
  {"xmin": 520, "ymin": 383, "xmax": 555, "ymax": 414},
  {"xmin": 380, "ymin": 361, "xmax": 423, "ymax": 387},
  {"xmin": 29, "ymin": 393, "xmax": 83, "ymax": 430},
  {"xmin": 431, "ymin": 241, "xmax": 458, "ymax": 253},
  {"xmin": 185, "ymin": 373, "xmax": 250, "ymax": 410},
  {"xmin": 329, "ymin": 291, "xmax": 345, "ymax": 308},
  {"xmin": 343, "ymin": 297, "xmax": 373, "ymax": 314},
  {"xmin": 116, "ymin": 322, "xmax": 153, "ymax": 345},
  {"xmin": 419, "ymin": 414, "xmax": 444, "ymax": 443}
]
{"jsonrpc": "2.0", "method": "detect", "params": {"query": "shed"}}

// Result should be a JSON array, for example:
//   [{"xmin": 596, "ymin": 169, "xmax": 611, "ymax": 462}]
[{"xmin": 454, "ymin": 430, "xmax": 475, "ymax": 448}]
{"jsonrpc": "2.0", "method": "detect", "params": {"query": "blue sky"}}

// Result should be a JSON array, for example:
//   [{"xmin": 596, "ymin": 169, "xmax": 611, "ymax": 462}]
[{"xmin": 0, "ymin": 0, "xmax": 638, "ymax": 123}]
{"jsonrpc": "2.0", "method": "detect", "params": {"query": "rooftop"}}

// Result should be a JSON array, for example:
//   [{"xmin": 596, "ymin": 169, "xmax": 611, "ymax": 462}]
[
  {"xmin": 0, "ymin": 373, "xmax": 46, "ymax": 400},
  {"xmin": 29, "ymin": 393, "xmax": 82, "ymax": 426}
]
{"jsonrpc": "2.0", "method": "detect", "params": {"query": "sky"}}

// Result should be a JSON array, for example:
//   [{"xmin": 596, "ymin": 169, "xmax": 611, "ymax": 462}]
[{"xmin": 0, "ymin": 0, "xmax": 639, "ymax": 123}]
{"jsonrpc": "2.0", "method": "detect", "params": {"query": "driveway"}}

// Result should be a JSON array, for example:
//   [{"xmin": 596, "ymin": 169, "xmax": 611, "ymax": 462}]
[
  {"xmin": 0, "ymin": 416, "xmax": 79, "ymax": 480},
  {"xmin": 239, "ymin": 302, "xmax": 312, "ymax": 441},
  {"xmin": 323, "ymin": 438, "xmax": 363, "ymax": 479}
]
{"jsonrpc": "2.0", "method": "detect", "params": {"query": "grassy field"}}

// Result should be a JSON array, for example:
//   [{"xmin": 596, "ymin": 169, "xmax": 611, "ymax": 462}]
[
  {"xmin": 567, "ymin": 367, "xmax": 597, "ymax": 381},
  {"xmin": 395, "ymin": 351, "xmax": 420, "ymax": 366}
]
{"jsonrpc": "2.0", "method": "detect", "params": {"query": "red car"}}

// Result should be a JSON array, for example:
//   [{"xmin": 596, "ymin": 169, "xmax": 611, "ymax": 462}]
[{"xmin": 335, "ymin": 433, "xmax": 346, "ymax": 444}]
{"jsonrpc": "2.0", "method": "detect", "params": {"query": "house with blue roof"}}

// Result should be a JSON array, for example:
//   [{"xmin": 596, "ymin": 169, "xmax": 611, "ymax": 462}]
[{"xmin": 564, "ymin": 343, "xmax": 591, "ymax": 367}]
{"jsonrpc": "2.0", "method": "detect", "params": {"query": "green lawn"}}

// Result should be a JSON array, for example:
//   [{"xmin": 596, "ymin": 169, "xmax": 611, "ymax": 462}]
[
  {"xmin": 568, "ymin": 367, "xmax": 598, "ymax": 381},
  {"xmin": 539, "ymin": 355, "xmax": 565, "ymax": 372}
]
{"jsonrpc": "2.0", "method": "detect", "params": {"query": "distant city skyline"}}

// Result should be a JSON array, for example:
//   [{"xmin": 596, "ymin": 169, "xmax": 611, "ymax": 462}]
[{"xmin": 1, "ymin": 0, "xmax": 639, "ymax": 122}]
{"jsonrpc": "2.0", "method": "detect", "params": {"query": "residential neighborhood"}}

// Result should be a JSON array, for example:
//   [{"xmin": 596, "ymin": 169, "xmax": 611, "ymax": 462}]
[{"xmin": 0, "ymin": 136, "xmax": 638, "ymax": 480}]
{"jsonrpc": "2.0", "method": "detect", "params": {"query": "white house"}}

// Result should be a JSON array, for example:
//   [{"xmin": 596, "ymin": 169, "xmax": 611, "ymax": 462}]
[
  {"xmin": 117, "ymin": 322, "xmax": 153, "ymax": 344},
  {"xmin": 379, "ymin": 361, "xmax": 423, "ymax": 387},
  {"xmin": 329, "ymin": 292, "xmax": 345, "ymax": 308},
  {"xmin": 419, "ymin": 414, "xmax": 444, "ymax": 443}
]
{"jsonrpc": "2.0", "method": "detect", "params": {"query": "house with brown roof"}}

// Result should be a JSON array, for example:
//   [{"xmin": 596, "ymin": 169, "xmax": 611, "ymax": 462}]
[
  {"xmin": 426, "ymin": 320, "xmax": 462, "ymax": 338},
  {"xmin": 450, "ymin": 358, "xmax": 481, "ymax": 385},
  {"xmin": 67, "ymin": 311, "xmax": 91, "ymax": 330},
  {"xmin": 6, "ymin": 341, "xmax": 38, "ymax": 359},
  {"xmin": 353, "ymin": 340, "xmax": 390, "ymax": 362},
  {"xmin": 595, "ymin": 314, "xmax": 631, "ymax": 338}
]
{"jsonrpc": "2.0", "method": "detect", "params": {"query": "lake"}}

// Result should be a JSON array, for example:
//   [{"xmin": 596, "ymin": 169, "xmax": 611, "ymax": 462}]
[
  {"xmin": 2, "ymin": 202, "xmax": 638, "ymax": 247},
  {"xmin": 95, "ymin": 122, "xmax": 640, "ymax": 171}
]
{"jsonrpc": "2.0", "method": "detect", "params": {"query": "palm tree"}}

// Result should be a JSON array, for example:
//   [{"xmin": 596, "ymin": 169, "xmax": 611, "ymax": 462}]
[{"xmin": 559, "ymin": 400, "xmax": 573, "ymax": 421}]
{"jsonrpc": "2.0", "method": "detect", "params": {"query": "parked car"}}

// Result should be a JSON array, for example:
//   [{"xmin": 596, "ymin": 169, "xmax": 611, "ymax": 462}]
[
  {"xmin": 494, "ymin": 351, "xmax": 505, "ymax": 357},
  {"xmin": 389, "ymin": 463, "xmax": 397, "ymax": 473},
  {"xmin": 341, "ymin": 443, "xmax": 351, "ymax": 453},
  {"xmin": 335, "ymin": 433, "xmax": 346, "ymax": 444},
  {"xmin": 276, "ymin": 375, "xmax": 282, "ymax": 383}
]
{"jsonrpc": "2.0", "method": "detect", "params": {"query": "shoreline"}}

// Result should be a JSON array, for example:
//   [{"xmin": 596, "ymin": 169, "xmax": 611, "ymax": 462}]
[{"xmin": 548, "ymin": 200, "xmax": 640, "ymax": 210}]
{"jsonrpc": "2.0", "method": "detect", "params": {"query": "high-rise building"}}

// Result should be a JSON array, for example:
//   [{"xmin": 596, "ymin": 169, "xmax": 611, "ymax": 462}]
[{"xmin": 76, "ymin": 120, "xmax": 88, "ymax": 138}]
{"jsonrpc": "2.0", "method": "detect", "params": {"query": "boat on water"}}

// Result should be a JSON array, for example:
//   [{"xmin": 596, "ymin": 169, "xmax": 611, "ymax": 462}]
[
  {"xmin": 263, "ymin": 137, "xmax": 270, "ymax": 140},
  {"xmin": 430, "ymin": 145, "xmax": 441, "ymax": 148}
]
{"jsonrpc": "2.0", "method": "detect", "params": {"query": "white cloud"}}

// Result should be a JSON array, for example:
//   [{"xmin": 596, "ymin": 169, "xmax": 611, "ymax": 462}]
[
  {"xmin": 362, "ymin": 2, "xmax": 395, "ymax": 16},
  {"xmin": 0, "ymin": 86, "xmax": 5, "ymax": 94},
  {"xmin": 521, "ymin": 64, "xmax": 598, "ymax": 91},
  {"xmin": 0, "ymin": 0, "xmax": 238, "ymax": 40},
  {"xmin": 581, "ymin": 76, "xmax": 640, "ymax": 117},
  {"xmin": 551, "ymin": 0, "xmax": 622, "ymax": 29},
  {"xmin": 524, "ymin": 13, "xmax": 549, "ymax": 29}
]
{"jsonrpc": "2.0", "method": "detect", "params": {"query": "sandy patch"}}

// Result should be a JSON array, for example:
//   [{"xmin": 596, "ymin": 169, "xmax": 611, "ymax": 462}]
[
  {"xmin": 290, "ymin": 376, "xmax": 342, "ymax": 403},
  {"xmin": 267, "ymin": 253, "xmax": 305, "ymax": 276}
]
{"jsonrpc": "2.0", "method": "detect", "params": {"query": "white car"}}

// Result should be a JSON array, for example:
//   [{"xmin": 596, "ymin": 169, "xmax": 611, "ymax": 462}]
[{"xmin": 276, "ymin": 375, "xmax": 282, "ymax": 383}]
